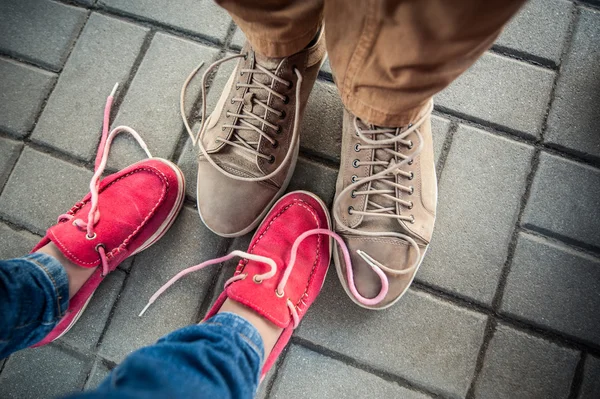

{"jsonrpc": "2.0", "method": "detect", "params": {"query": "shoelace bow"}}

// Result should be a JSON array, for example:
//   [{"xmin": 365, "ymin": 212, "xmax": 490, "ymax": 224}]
[
  {"xmin": 57, "ymin": 83, "xmax": 153, "ymax": 277},
  {"xmin": 180, "ymin": 53, "xmax": 303, "ymax": 182},
  {"xmin": 139, "ymin": 228, "xmax": 389, "ymax": 323},
  {"xmin": 332, "ymin": 101, "xmax": 434, "ymax": 302}
]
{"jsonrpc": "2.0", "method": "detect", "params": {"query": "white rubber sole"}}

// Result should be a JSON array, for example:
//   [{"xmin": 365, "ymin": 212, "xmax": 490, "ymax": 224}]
[
  {"xmin": 197, "ymin": 143, "xmax": 300, "ymax": 238},
  {"xmin": 52, "ymin": 158, "xmax": 186, "ymax": 341}
]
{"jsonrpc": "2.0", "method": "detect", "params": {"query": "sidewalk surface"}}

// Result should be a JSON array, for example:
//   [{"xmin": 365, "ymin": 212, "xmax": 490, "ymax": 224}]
[{"xmin": 1, "ymin": 0, "xmax": 599, "ymax": 398}]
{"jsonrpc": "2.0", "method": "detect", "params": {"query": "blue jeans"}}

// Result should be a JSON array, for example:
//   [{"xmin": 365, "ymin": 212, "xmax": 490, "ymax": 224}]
[{"xmin": 0, "ymin": 254, "xmax": 263, "ymax": 399}]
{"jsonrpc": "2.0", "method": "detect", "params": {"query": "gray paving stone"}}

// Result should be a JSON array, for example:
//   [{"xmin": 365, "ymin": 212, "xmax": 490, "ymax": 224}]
[
  {"xmin": 300, "ymin": 80, "xmax": 343, "ymax": 162},
  {"xmin": 0, "ymin": 222, "xmax": 40, "ymax": 260},
  {"xmin": 495, "ymin": 0, "xmax": 572, "ymax": 64},
  {"xmin": 271, "ymin": 345, "xmax": 432, "ymax": 399},
  {"xmin": 31, "ymin": 13, "xmax": 149, "ymax": 162},
  {"xmin": 545, "ymin": 8, "xmax": 600, "ymax": 160},
  {"xmin": 84, "ymin": 359, "xmax": 112, "ymax": 390},
  {"xmin": 0, "ymin": 344, "xmax": 92, "ymax": 399},
  {"xmin": 107, "ymin": 33, "xmax": 219, "ymax": 170},
  {"xmin": 0, "ymin": 58, "xmax": 57, "ymax": 138},
  {"xmin": 522, "ymin": 152, "xmax": 600, "ymax": 250},
  {"xmin": 98, "ymin": 0, "xmax": 231, "ymax": 43},
  {"xmin": 579, "ymin": 355, "xmax": 600, "ymax": 399},
  {"xmin": 297, "ymin": 274, "xmax": 488, "ymax": 398},
  {"xmin": 0, "ymin": 136, "xmax": 23, "ymax": 190},
  {"xmin": 287, "ymin": 157, "xmax": 338, "ymax": 207},
  {"xmin": 320, "ymin": 57, "xmax": 332, "ymax": 76},
  {"xmin": 0, "ymin": 147, "xmax": 92, "ymax": 235},
  {"xmin": 99, "ymin": 206, "xmax": 227, "ymax": 363},
  {"xmin": 0, "ymin": 0, "xmax": 87, "ymax": 71},
  {"xmin": 431, "ymin": 114, "xmax": 451, "ymax": 165},
  {"xmin": 231, "ymin": 26, "xmax": 246, "ymax": 49},
  {"xmin": 501, "ymin": 233, "xmax": 600, "ymax": 345},
  {"xmin": 474, "ymin": 324, "xmax": 579, "ymax": 399},
  {"xmin": 436, "ymin": 52, "xmax": 555, "ymax": 138},
  {"xmin": 59, "ymin": 270, "xmax": 126, "ymax": 351},
  {"xmin": 418, "ymin": 125, "xmax": 534, "ymax": 304}
]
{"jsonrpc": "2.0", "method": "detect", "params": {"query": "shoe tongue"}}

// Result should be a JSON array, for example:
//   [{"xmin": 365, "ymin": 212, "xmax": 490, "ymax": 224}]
[{"xmin": 218, "ymin": 53, "xmax": 284, "ymax": 177}]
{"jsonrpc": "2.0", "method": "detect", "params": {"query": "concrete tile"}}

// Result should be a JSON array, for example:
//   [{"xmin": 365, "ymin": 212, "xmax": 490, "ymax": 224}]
[
  {"xmin": 0, "ymin": 58, "xmax": 56, "ymax": 138},
  {"xmin": 579, "ymin": 355, "xmax": 600, "ymax": 399},
  {"xmin": 300, "ymin": 80, "xmax": 343, "ymax": 162},
  {"xmin": 0, "ymin": 222, "xmax": 40, "ymax": 260},
  {"xmin": 0, "ymin": 148, "xmax": 92, "ymax": 235},
  {"xmin": 0, "ymin": 136, "xmax": 23, "ymax": 190},
  {"xmin": 231, "ymin": 26, "xmax": 246, "ymax": 49},
  {"xmin": 522, "ymin": 152, "xmax": 600, "ymax": 250},
  {"xmin": 0, "ymin": 0, "xmax": 87, "ymax": 71},
  {"xmin": 436, "ymin": 52, "xmax": 555, "ymax": 138},
  {"xmin": 31, "ymin": 13, "xmax": 149, "ymax": 162},
  {"xmin": 496, "ymin": 0, "xmax": 573, "ymax": 64},
  {"xmin": 99, "ymin": 206, "xmax": 227, "ymax": 363},
  {"xmin": 474, "ymin": 324, "xmax": 579, "ymax": 399},
  {"xmin": 545, "ymin": 8, "xmax": 600, "ymax": 160},
  {"xmin": 501, "ymin": 233, "xmax": 600, "ymax": 345},
  {"xmin": 177, "ymin": 138, "xmax": 199, "ymax": 200},
  {"xmin": 287, "ymin": 157, "xmax": 338, "ymax": 207},
  {"xmin": 59, "ymin": 270, "xmax": 126, "ymax": 351},
  {"xmin": 0, "ymin": 344, "xmax": 92, "ymax": 399},
  {"xmin": 418, "ymin": 125, "xmax": 534, "ymax": 304},
  {"xmin": 107, "ymin": 33, "xmax": 219, "ymax": 170},
  {"xmin": 297, "ymin": 274, "xmax": 488, "ymax": 398},
  {"xmin": 431, "ymin": 114, "xmax": 451, "ymax": 165},
  {"xmin": 84, "ymin": 359, "xmax": 112, "ymax": 390},
  {"xmin": 320, "ymin": 57, "xmax": 332, "ymax": 76},
  {"xmin": 98, "ymin": 0, "xmax": 231, "ymax": 43},
  {"xmin": 271, "ymin": 345, "xmax": 432, "ymax": 399}
]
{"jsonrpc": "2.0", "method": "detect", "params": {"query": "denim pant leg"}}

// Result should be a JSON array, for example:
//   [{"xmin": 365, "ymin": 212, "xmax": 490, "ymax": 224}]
[
  {"xmin": 68, "ymin": 313, "xmax": 264, "ymax": 399},
  {"xmin": 0, "ymin": 253, "xmax": 69, "ymax": 358}
]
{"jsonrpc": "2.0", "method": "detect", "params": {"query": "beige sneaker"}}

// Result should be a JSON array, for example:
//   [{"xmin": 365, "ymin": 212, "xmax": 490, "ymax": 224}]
[
  {"xmin": 332, "ymin": 101, "xmax": 436, "ymax": 309},
  {"xmin": 181, "ymin": 31, "xmax": 326, "ymax": 237}
]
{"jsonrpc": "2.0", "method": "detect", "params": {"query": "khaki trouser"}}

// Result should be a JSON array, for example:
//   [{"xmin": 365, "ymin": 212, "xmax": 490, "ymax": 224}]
[{"xmin": 216, "ymin": 0, "xmax": 526, "ymax": 126}]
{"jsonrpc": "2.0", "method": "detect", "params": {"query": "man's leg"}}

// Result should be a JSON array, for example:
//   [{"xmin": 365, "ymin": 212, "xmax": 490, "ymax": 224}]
[
  {"xmin": 191, "ymin": 0, "xmax": 326, "ymax": 237},
  {"xmin": 328, "ymin": 0, "xmax": 526, "ymax": 309},
  {"xmin": 217, "ymin": 0, "xmax": 323, "ymax": 57}
]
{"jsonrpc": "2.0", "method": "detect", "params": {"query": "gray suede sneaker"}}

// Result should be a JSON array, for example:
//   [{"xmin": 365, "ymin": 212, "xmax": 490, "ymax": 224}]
[
  {"xmin": 181, "ymin": 31, "xmax": 326, "ymax": 237},
  {"xmin": 332, "ymin": 101, "xmax": 437, "ymax": 309}
]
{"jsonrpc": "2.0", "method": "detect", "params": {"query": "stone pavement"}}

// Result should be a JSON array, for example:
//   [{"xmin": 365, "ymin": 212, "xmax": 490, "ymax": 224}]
[{"xmin": 0, "ymin": 0, "xmax": 599, "ymax": 397}]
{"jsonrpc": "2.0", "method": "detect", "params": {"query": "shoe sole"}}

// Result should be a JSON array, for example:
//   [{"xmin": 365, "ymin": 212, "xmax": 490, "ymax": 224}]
[
  {"xmin": 52, "ymin": 158, "xmax": 186, "ymax": 342},
  {"xmin": 197, "ymin": 142, "xmax": 300, "ymax": 238}
]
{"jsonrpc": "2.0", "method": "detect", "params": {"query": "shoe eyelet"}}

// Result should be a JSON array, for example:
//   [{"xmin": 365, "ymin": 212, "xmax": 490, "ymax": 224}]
[
  {"xmin": 239, "ymin": 71, "xmax": 244, "ymax": 76},
  {"xmin": 282, "ymin": 96, "xmax": 289, "ymax": 104},
  {"xmin": 408, "ymin": 201, "xmax": 414, "ymax": 210},
  {"xmin": 253, "ymin": 275, "xmax": 263, "ymax": 284},
  {"xmin": 243, "ymin": 53, "xmax": 248, "ymax": 60},
  {"xmin": 352, "ymin": 159, "xmax": 360, "ymax": 168},
  {"xmin": 409, "ymin": 186, "xmax": 414, "ymax": 195},
  {"xmin": 288, "ymin": 80, "xmax": 293, "ymax": 89},
  {"xmin": 408, "ymin": 172, "xmax": 414, "ymax": 180},
  {"xmin": 408, "ymin": 159, "xmax": 414, "ymax": 165},
  {"xmin": 86, "ymin": 232, "xmax": 97, "ymax": 240},
  {"xmin": 348, "ymin": 206, "xmax": 354, "ymax": 215},
  {"xmin": 268, "ymin": 155, "xmax": 276, "ymax": 164},
  {"xmin": 410, "ymin": 215, "xmax": 415, "ymax": 224},
  {"xmin": 230, "ymin": 98, "xmax": 235, "ymax": 104},
  {"xmin": 279, "ymin": 111, "xmax": 286, "ymax": 120},
  {"xmin": 354, "ymin": 143, "xmax": 361, "ymax": 152},
  {"xmin": 276, "ymin": 125, "xmax": 282, "ymax": 134},
  {"xmin": 94, "ymin": 243, "xmax": 105, "ymax": 252},
  {"xmin": 351, "ymin": 190, "xmax": 356, "ymax": 198},
  {"xmin": 235, "ymin": 83, "xmax": 240, "ymax": 90},
  {"xmin": 72, "ymin": 220, "xmax": 78, "ymax": 227},
  {"xmin": 408, "ymin": 140, "xmax": 414, "ymax": 149},
  {"xmin": 275, "ymin": 289, "xmax": 285, "ymax": 298},
  {"xmin": 351, "ymin": 175, "xmax": 358, "ymax": 183},
  {"xmin": 272, "ymin": 140, "xmax": 278, "ymax": 148}
]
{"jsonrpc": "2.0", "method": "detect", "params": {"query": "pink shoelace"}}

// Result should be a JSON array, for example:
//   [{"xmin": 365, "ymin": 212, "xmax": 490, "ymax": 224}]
[
  {"xmin": 57, "ymin": 83, "xmax": 153, "ymax": 277},
  {"xmin": 139, "ymin": 228, "xmax": 391, "ymax": 320}
]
